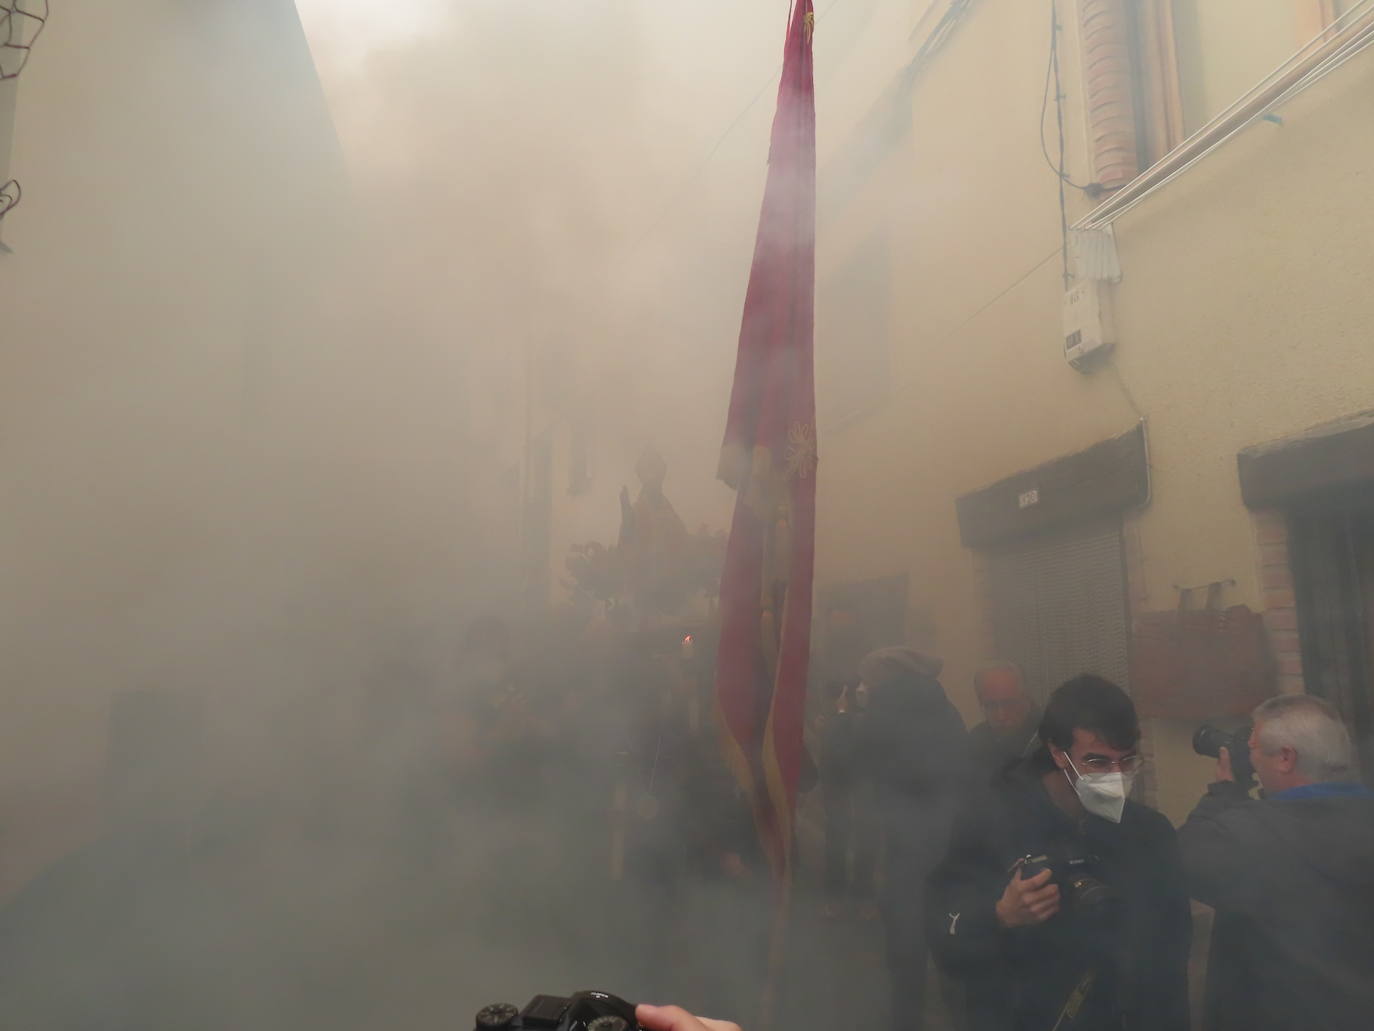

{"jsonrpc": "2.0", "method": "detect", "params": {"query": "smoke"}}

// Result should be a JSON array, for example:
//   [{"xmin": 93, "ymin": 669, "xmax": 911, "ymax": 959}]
[
  {"xmin": 0, "ymin": 2, "xmax": 853, "ymax": 1028},
  {"xmin": 299, "ymin": 0, "xmax": 805, "ymax": 534}
]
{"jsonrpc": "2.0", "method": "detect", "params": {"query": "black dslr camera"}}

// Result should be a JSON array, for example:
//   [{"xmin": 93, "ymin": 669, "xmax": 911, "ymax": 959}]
[
  {"xmin": 1192, "ymin": 718, "xmax": 1254, "ymax": 785},
  {"xmin": 1018, "ymin": 852, "xmax": 1115, "ymax": 912},
  {"xmin": 476, "ymin": 992, "xmax": 640, "ymax": 1031}
]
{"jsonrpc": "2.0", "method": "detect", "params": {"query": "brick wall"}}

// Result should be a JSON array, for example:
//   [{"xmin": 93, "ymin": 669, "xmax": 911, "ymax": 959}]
[{"xmin": 1254, "ymin": 509, "xmax": 1306, "ymax": 694}]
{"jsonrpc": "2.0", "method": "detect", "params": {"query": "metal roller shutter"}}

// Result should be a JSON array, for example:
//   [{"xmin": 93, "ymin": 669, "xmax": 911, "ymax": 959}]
[{"xmin": 986, "ymin": 522, "xmax": 1130, "ymax": 704}]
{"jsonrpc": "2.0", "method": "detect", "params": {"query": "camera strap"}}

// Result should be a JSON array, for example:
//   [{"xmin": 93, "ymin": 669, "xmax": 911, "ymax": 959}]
[{"xmin": 1049, "ymin": 970, "xmax": 1096, "ymax": 1031}]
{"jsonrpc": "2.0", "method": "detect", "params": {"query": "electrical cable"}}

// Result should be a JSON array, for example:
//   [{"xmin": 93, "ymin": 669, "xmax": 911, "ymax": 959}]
[
  {"xmin": 0, "ymin": 2, "xmax": 45, "ymax": 223},
  {"xmin": 0, "ymin": 177, "xmax": 19, "ymax": 220},
  {"xmin": 881, "ymin": 245, "xmax": 1062, "ymax": 396},
  {"xmin": 1103, "ymin": 358, "xmax": 1145, "ymax": 419},
  {"xmin": 956, "ymin": 247, "xmax": 1061, "ymax": 332},
  {"xmin": 0, "ymin": 0, "xmax": 48, "ymax": 80},
  {"xmin": 1039, "ymin": 0, "xmax": 1096, "ymax": 195},
  {"xmin": 1044, "ymin": 1, "xmax": 1074, "ymax": 288}
]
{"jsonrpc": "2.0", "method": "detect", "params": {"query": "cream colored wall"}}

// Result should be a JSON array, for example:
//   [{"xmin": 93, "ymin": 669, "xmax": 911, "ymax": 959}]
[
  {"xmin": 1107, "ymin": 54, "xmax": 1374, "ymax": 613},
  {"xmin": 816, "ymin": 0, "xmax": 1131, "ymax": 729},
  {"xmin": 0, "ymin": 1, "xmax": 352, "ymax": 896},
  {"xmin": 815, "ymin": 1, "xmax": 1374, "ymax": 821},
  {"xmin": 1103, "ymin": 45, "xmax": 1374, "ymax": 822}
]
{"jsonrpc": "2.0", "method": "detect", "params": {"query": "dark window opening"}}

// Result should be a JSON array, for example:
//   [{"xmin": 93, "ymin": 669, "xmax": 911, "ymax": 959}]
[{"xmin": 1288, "ymin": 486, "xmax": 1374, "ymax": 771}]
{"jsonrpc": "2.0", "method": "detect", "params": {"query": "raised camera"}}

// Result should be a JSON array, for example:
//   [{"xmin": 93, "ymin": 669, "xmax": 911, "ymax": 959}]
[
  {"xmin": 1192, "ymin": 718, "xmax": 1254, "ymax": 785},
  {"xmin": 475, "ymin": 992, "xmax": 640, "ymax": 1031}
]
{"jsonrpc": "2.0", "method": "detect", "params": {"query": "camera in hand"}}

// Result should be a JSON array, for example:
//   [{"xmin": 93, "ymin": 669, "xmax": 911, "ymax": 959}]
[
  {"xmin": 476, "ymin": 992, "xmax": 640, "ymax": 1031},
  {"xmin": 1019, "ymin": 851, "xmax": 1115, "ymax": 912},
  {"xmin": 1192, "ymin": 718, "xmax": 1254, "ymax": 785}
]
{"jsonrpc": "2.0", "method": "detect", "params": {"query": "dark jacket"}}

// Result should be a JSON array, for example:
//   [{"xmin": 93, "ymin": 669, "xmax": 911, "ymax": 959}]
[
  {"xmin": 854, "ymin": 660, "xmax": 969, "ymax": 1031},
  {"xmin": 1178, "ymin": 780, "xmax": 1374, "ymax": 1031},
  {"xmin": 967, "ymin": 705, "xmax": 1042, "ymax": 775},
  {"xmin": 625, "ymin": 696, "xmax": 760, "ymax": 881},
  {"xmin": 928, "ymin": 762, "xmax": 1192, "ymax": 1031},
  {"xmin": 818, "ymin": 704, "xmax": 867, "ymax": 785},
  {"xmin": 857, "ymin": 666, "xmax": 968, "ymax": 892}
]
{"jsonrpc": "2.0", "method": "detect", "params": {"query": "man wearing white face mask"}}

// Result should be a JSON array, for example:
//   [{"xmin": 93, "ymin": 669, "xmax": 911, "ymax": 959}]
[{"xmin": 928, "ymin": 675, "xmax": 1192, "ymax": 1031}]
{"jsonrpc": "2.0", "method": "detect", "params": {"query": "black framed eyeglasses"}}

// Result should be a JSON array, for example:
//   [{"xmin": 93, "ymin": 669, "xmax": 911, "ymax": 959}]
[{"xmin": 1075, "ymin": 754, "xmax": 1146, "ymax": 775}]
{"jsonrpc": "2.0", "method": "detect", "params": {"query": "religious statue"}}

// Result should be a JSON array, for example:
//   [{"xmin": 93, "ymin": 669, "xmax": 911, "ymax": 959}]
[{"xmin": 563, "ymin": 447, "xmax": 726, "ymax": 627}]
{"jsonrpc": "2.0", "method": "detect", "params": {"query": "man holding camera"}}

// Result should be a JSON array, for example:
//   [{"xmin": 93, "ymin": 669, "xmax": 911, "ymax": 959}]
[
  {"xmin": 1178, "ymin": 694, "xmax": 1374, "ymax": 1031},
  {"xmin": 928, "ymin": 675, "xmax": 1191, "ymax": 1031}
]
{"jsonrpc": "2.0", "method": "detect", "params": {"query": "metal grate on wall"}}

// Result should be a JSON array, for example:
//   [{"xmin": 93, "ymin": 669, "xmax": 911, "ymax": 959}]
[{"xmin": 985, "ymin": 521, "xmax": 1131, "ymax": 704}]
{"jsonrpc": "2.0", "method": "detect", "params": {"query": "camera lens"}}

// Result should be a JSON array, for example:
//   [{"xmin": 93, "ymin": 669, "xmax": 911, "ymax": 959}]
[
  {"xmin": 1193, "ymin": 724, "xmax": 1225, "ymax": 759},
  {"xmin": 476, "ymin": 1004, "xmax": 520, "ymax": 1031},
  {"xmin": 1068, "ymin": 875, "xmax": 1115, "ymax": 910}
]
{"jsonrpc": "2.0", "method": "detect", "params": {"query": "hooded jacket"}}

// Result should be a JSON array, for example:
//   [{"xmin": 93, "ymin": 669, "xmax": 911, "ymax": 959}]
[
  {"xmin": 855, "ymin": 648, "xmax": 968, "ymax": 883},
  {"xmin": 853, "ymin": 648, "xmax": 969, "ymax": 1031},
  {"xmin": 1178, "ymin": 780, "xmax": 1374, "ymax": 1031}
]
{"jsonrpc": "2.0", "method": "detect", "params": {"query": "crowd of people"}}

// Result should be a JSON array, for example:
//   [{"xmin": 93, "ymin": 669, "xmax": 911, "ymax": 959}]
[
  {"xmin": 807, "ymin": 650, "xmax": 1374, "ymax": 1031},
  {"xmin": 0, "ymin": 611, "xmax": 1370, "ymax": 1031},
  {"xmin": 0, "ymin": 613, "xmax": 773, "ymax": 1028}
]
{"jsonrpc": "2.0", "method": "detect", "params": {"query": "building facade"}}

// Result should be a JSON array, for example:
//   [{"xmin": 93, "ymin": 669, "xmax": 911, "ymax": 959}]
[
  {"xmin": 812, "ymin": 0, "xmax": 1374, "ymax": 820},
  {"xmin": 0, "ymin": 0, "xmax": 356, "ymax": 897}
]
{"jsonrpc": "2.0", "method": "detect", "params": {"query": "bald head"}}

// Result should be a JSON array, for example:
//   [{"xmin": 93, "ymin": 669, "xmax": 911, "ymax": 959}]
[{"xmin": 974, "ymin": 662, "xmax": 1033, "ymax": 736}]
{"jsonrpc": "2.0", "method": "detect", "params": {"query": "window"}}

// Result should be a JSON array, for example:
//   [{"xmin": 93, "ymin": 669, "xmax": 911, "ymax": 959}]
[
  {"xmin": 1169, "ymin": 0, "xmax": 1322, "ymax": 136},
  {"xmin": 1289, "ymin": 490, "xmax": 1374, "ymax": 772},
  {"xmin": 1311, "ymin": 1, "xmax": 1358, "ymax": 31},
  {"xmin": 1124, "ymin": 0, "xmax": 1186, "ymax": 166},
  {"xmin": 1074, "ymin": 0, "xmax": 1187, "ymax": 185}
]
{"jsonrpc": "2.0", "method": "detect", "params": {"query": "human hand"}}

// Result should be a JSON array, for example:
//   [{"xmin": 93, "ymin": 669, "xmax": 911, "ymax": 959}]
[
  {"xmin": 1217, "ymin": 746, "xmax": 1235, "ymax": 783},
  {"xmin": 995, "ymin": 866, "xmax": 1060, "ymax": 928},
  {"xmin": 636, "ymin": 1004, "xmax": 741, "ymax": 1031}
]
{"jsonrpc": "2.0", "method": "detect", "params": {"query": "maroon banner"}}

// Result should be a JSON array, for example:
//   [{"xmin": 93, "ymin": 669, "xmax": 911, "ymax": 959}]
[{"xmin": 715, "ymin": 0, "xmax": 816, "ymax": 881}]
